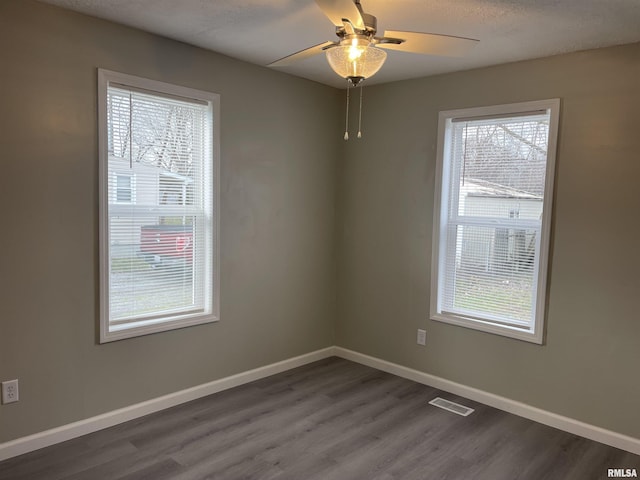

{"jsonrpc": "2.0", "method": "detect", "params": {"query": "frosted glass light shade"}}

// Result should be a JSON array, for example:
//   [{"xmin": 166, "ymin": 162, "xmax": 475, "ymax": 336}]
[{"xmin": 326, "ymin": 45, "xmax": 387, "ymax": 81}]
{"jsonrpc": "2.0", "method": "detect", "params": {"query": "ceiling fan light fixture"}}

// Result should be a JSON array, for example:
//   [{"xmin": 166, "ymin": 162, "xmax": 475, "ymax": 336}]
[{"xmin": 326, "ymin": 42, "xmax": 387, "ymax": 84}]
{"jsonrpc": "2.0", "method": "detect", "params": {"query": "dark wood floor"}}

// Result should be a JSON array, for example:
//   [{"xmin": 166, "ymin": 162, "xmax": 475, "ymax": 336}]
[{"xmin": 1, "ymin": 357, "xmax": 638, "ymax": 480}]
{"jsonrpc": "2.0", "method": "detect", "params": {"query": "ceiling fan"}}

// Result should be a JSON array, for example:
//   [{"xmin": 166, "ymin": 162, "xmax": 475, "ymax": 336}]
[{"xmin": 268, "ymin": 0, "xmax": 479, "ymax": 86}]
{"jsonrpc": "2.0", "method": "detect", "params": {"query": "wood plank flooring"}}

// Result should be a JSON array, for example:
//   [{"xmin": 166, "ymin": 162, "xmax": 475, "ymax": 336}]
[{"xmin": 1, "ymin": 357, "xmax": 638, "ymax": 479}]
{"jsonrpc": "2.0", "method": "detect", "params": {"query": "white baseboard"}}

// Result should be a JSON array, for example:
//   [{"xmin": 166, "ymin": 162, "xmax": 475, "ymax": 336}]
[
  {"xmin": 3, "ymin": 345, "xmax": 638, "ymax": 462},
  {"xmin": 0, "ymin": 347, "xmax": 337, "ymax": 462},
  {"xmin": 334, "ymin": 347, "xmax": 640, "ymax": 456}
]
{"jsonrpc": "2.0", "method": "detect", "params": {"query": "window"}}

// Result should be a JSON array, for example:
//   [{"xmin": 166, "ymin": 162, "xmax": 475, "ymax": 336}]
[
  {"xmin": 114, "ymin": 173, "xmax": 134, "ymax": 203},
  {"xmin": 98, "ymin": 69, "xmax": 220, "ymax": 342},
  {"xmin": 431, "ymin": 99, "xmax": 559, "ymax": 343}
]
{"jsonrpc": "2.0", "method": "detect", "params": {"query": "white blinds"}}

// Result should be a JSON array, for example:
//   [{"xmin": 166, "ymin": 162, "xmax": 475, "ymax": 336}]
[
  {"xmin": 106, "ymin": 85, "xmax": 212, "ymax": 327},
  {"xmin": 441, "ymin": 112, "xmax": 551, "ymax": 328}
]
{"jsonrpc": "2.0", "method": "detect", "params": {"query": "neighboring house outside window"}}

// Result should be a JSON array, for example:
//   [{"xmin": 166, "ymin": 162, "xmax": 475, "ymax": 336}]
[
  {"xmin": 430, "ymin": 99, "xmax": 560, "ymax": 344},
  {"xmin": 98, "ymin": 69, "xmax": 220, "ymax": 342}
]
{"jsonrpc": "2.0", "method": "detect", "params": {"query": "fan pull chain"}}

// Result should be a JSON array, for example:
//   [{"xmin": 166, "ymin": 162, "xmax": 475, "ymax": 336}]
[
  {"xmin": 357, "ymin": 83, "xmax": 363, "ymax": 139},
  {"xmin": 344, "ymin": 82, "xmax": 350, "ymax": 141}
]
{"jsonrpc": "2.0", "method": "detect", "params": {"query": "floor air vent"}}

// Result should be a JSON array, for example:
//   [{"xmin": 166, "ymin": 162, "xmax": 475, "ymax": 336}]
[{"xmin": 429, "ymin": 397, "xmax": 474, "ymax": 416}]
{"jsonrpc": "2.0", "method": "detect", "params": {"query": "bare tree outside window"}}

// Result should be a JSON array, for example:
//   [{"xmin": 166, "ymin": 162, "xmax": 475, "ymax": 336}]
[{"xmin": 108, "ymin": 90, "xmax": 202, "ymax": 180}]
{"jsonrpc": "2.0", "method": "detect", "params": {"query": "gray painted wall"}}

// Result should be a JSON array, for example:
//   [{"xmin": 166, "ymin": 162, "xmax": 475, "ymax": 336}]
[
  {"xmin": 0, "ymin": 1, "xmax": 340, "ymax": 443},
  {"xmin": 336, "ymin": 42, "xmax": 640, "ymax": 439}
]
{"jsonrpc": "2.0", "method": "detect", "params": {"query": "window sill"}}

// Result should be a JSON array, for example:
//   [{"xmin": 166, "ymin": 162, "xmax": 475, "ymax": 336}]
[
  {"xmin": 100, "ymin": 313, "xmax": 219, "ymax": 343},
  {"xmin": 430, "ymin": 312, "xmax": 543, "ymax": 344}
]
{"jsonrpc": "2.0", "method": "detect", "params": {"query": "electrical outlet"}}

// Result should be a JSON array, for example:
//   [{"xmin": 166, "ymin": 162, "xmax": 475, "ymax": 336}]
[
  {"xmin": 2, "ymin": 379, "xmax": 19, "ymax": 404},
  {"xmin": 417, "ymin": 329, "xmax": 427, "ymax": 346}
]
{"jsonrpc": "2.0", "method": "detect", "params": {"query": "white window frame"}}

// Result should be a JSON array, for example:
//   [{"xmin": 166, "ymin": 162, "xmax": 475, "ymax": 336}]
[
  {"xmin": 430, "ymin": 99, "xmax": 560, "ymax": 344},
  {"xmin": 98, "ymin": 69, "xmax": 220, "ymax": 343}
]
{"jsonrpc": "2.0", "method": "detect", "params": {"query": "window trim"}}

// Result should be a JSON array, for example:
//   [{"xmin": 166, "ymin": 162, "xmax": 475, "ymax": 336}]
[
  {"xmin": 430, "ymin": 99, "xmax": 560, "ymax": 344},
  {"xmin": 98, "ymin": 69, "xmax": 220, "ymax": 343}
]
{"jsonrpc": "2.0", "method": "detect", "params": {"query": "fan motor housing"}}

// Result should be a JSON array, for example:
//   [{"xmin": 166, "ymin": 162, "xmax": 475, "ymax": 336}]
[
  {"xmin": 336, "ymin": 12, "xmax": 377, "ymax": 39},
  {"xmin": 361, "ymin": 13, "xmax": 377, "ymax": 34}
]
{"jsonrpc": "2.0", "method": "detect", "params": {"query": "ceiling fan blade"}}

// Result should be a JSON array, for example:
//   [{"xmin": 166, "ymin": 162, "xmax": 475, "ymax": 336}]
[
  {"xmin": 268, "ymin": 41, "xmax": 336, "ymax": 67},
  {"xmin": 314, "ymin": 0, "xmax": 365, "ymax": 30},
  {"xmin": 378, "ymin": 30, "xmax": 479, "ymax": 57}
]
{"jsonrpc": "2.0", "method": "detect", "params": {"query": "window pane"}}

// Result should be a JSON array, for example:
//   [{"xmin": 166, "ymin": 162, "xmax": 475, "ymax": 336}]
[
  {"xmin": 442, "ymin": 112, "xmax": 550, "ymax": 327},
  {"xmin": 450, "ymin": 116, "xmax": 549, "ymax": 221},
  {"xmin": 109, "ymin": 215, "xmax": 202, "ymax": 322},
  {"xmin": 106, "ymin": 83, "xmax": 210, "ymax": 327},
  {"xmin": 443, "ymin": 224, "xmax": 537, "ymax": 325}
]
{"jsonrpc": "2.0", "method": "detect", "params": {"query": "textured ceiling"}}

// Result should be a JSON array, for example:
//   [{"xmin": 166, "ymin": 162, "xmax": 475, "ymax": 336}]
[{"xmin": 39, "ymin": 0, "xmax": 640, "ymax": 88}]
